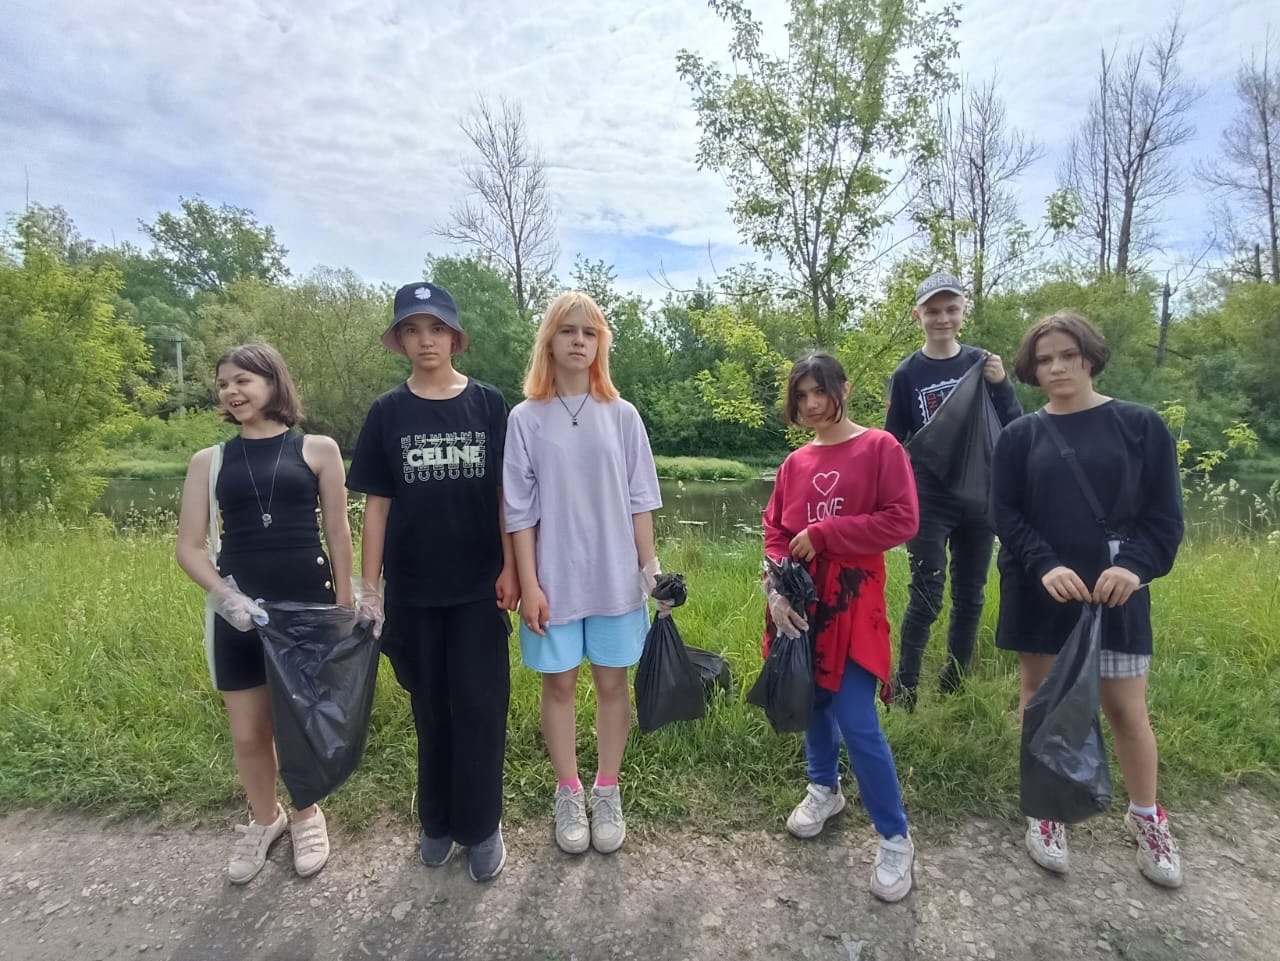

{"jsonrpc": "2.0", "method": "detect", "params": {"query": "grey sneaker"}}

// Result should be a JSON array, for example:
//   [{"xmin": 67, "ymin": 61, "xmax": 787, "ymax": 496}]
[
  {"xmin": 870, "ymin": 833, "xmax": 915, "ymax": 902},
  {"xmin": 467, "ymin": 824, "xmax": 507, "ymax": 882},
  {"xmin": 589, "ymin": 785, "xmax": 626, "ymax": 854},
  {"xmin": 289, "ymin": 806, "xmax": 330, "ymax": 878},
  {"xmin": 786, "ymin": 783, "xmax": 846, "ymax": 838},
  {"xmin": 419, "ymin": 832, "xmax": 455, "ymax": 867},
  {"xmin": 1025, "ymin": 818, "xmax": 1069, "ymax": 874},
  {"xmin": 553, "ymin": 785, "xmax": 590, "ymax": 855},
  {"xmin": 1124, "ymin": 806, "xmax": 1183, "ymax": 889},
  {"xmin": 227, "ymin": 804, "xmax": 287, "ymax": 884}
]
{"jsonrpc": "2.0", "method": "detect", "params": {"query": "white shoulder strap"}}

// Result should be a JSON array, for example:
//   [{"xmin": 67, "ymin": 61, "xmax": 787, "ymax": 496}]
[{"xmin": 207, "ymin": 443, "xmax": 224, "ymax": 559}]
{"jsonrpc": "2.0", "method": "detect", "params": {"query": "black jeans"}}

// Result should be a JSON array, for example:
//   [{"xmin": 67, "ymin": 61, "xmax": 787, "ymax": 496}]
[
  {"xmin": 896, "ymin": 483, "xmax": 995, "ymax": 689},
  {"xmin": 383, "ymin": 599, "xmax": 512, "ymax": 846}
]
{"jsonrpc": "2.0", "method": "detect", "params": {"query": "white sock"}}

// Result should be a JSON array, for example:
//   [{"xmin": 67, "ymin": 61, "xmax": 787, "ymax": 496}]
[{"xmin": 1129, "ymin": 802, "xmax": 1158, "ymax": 819}]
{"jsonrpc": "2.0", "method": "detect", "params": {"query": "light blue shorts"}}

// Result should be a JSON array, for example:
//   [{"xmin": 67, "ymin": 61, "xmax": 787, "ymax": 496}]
[{"xmin": 520, "ymin": 606, "xmax": 649, "ymax": 674}]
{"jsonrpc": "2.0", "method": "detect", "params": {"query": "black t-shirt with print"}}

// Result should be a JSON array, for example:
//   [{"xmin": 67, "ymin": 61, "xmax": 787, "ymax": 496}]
[{"xmin": 347, "ymin": 380, "xmax": 508, "ymax": 609}]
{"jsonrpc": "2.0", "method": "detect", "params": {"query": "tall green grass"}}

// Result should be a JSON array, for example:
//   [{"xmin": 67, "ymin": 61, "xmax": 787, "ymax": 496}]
[
  {"xmin": 653, "ymin": 456, "xmax": 758, "ymax": 481},
  {"xmin": 0, "ymin": 525, "xmax": 1275, "ymax": 831}
]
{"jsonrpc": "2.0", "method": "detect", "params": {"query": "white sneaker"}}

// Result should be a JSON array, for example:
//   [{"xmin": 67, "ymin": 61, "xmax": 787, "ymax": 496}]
[
  {"xmin": 553, "ymin": 785, "xmax": 590, "ymax": 855},
  {"xmin": 290, "ymin": 806, "xmax": 330, "ymax": 878},
  {"xmin": 786, "ymin": 783, "xmax": 846, "ymax": 839},
  {"xmin": 589, "ymin": 785, "xmax": 626, "ymax": 854},
  {"xmin": 1025, "ymin": 817, "xmax": 1069, "ymax": 874},
  {"xmin": 227, "ymin": 804, "xmax": 287, "ymax": 884},
  {"xmin": 1125, "ymin": 806, "xmax": 1183, "ymax": 889},
  {"xmin": 870, "ymin": 834, "xmax": 915, "ymax": 902}
]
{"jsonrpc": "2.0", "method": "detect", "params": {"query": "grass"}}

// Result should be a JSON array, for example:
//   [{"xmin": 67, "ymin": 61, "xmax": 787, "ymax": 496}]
[
  {"xmin": 0, "ymin": 523, "xmax": 1276, "ymax": 834},
  {"xmin": 101, "ymin": 455, "xmax": 190, "ymax": 479},
  {"xmin": 653, "ymin": 456, "xmax": 758, "ymax": 482}
]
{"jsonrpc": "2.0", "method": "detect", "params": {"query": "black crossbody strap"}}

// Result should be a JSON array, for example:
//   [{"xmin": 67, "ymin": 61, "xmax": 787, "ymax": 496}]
[{"xmin": 1036, "ymin": 409, "xmax": 1112, "ymax": 536}]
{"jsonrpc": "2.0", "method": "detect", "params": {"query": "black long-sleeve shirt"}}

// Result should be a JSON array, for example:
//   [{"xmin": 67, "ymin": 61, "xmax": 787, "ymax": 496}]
[{"xmin": 990, "ymin": 399, "xmax": 1184, "ymax": 654}]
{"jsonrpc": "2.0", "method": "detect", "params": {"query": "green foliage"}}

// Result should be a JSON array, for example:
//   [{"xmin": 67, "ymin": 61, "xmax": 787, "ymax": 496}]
[
  {"xmin": 140, "ymin": 196, "xmax": 290, "ymax": 294},
  {"xmin": 653, "ymin": 456, "xmax": 757, "ymax": 481},
  {"xmin": 0, "ymin": 219, "xmax": 160, "ymax": 515},
  {"xmin": 678, "ymin": 0, "xmax": 959, "ymax": 346},
  {"xmin": 197, "ymin": 269, "xmax": 403, "ymax": 449},
  {"xmin": 1179, "ymin": 282, "xmax": 1280, "ymax": 448},
  {"xmin": 119, "ymin": 410, "xmax": 235, "ymax": 455}
]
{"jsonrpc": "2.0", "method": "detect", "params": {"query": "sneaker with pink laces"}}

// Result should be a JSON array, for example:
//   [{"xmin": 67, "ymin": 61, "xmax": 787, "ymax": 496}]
[
  {"xmin": 1124, "ymin": 805, "xmax": 1182, "ymax": 888},
  {"xmin": 1024, "ymin": 817, "xmax": 1069, "ymax": 874}
]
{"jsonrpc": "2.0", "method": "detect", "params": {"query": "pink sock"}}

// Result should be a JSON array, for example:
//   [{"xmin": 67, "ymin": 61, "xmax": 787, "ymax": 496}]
[
  {"xmin": 595, "ymin": 775, "xmax": 619, "ymax": 789},
  {"xmin": 557, "ymin": 777, "xmax": 582, "ymax": 793}
]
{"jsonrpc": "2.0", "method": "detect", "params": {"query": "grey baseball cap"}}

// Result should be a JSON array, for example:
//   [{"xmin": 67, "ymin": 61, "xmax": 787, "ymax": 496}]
[{"xmin": 914, "ymin": 272, "xmax": 965, "ymax": 307}]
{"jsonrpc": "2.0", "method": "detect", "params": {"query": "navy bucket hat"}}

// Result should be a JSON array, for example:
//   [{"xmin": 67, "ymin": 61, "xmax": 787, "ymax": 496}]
[{"xmin": 382, "ymin": 282, "xmax": 469, "ymax": 354}]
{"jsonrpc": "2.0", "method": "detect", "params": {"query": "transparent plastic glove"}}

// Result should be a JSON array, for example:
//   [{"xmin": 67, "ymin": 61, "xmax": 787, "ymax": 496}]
[
  {"xmin": 355, "ymin": 579, "xmax": 384, "ymax": 639},
  {"xmin": 210, "ymin": 576, "xmax": 267, "ymax": 632},
  {"xmin": 767, "ymin": 589, "xmax": 808, "ymax": 639},
  {"xmin": 640, "ymin": 557, "xmax": 661, "ymax": 598},
  {"xmin": 640, "ymin": 558, "xmax": 675, "ymax": 618}
]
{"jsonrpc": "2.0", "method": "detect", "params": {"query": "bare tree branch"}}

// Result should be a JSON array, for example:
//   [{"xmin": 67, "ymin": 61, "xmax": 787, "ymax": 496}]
[
  {"xmin": 436, "ymin": 96, "xmax": 559, "ymax": 315},
  {"xmin": 1058, "ymin": 14, "xmax": 1200, "ymax": 278},
  {"xmin": 1199, "ymin": 31, "xmax": 1280, "ymax": 283}
]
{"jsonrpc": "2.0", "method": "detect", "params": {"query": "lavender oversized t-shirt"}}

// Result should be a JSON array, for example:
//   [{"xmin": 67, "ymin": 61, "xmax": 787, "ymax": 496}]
[{"xmin": 503, "ymin": 393, "xmax": 662, "ymax": 624}]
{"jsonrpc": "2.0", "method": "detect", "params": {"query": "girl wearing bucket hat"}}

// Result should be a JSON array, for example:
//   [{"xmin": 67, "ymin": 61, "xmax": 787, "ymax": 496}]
[{"xmin": 346, "ymin": 281, "xmax": 518, "ymax": 882}]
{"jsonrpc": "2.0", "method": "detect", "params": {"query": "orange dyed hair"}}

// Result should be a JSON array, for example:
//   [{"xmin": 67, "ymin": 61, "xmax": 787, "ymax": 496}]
[{"xmin": 522, "ymin": 291, "xmax": 620, "ymax": 402}]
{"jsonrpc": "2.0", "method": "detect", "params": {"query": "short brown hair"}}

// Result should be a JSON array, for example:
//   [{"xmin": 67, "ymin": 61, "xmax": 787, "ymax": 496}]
[
  {"xmin": 1013, "ymin": 311, "xmax": 1110, "ymax": 387},
  {"xmin": 784, "ymin": 352, "xmax": 847, "ymax": 426},
  {"xmin": 215, "ymin": 343, "xmax": 304, "ymax": 427}
]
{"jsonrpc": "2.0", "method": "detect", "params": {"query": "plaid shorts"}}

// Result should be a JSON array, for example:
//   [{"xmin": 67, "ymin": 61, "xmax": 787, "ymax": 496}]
[{"xmin": 1099, "ymin": 649, "xmax": 1151, "ymax": 679}]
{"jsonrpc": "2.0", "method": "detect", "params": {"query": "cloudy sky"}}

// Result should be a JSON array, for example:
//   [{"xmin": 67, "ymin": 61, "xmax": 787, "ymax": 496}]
[{"xmin": 2, "ymin": 0, "xmax": 1272, "ymax": 298}]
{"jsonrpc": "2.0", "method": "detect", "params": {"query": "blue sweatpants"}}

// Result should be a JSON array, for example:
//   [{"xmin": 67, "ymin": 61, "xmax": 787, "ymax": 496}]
[{"xmin": 805, "ymin": 662, "xmax": 909, "ymax": 839}]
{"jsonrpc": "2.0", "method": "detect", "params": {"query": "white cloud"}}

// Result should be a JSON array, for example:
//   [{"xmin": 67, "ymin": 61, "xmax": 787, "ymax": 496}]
[{"xmin": 2, "ymin": 0, "xmax": 1273, "ymax": 296}]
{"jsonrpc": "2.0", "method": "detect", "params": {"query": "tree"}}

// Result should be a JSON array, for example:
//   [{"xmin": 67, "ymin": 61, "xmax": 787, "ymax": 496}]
[
  {"xmin": 0, "ymin": 213, "xmax": 159, "ymax": 514},
  {"xmin": 12, "ymin": 203, "xmax": 96, "ymax": 264},
  {"xmin": 914, "ymin": 78, "xmax": 1046, "ymax": 319},
  {"xmin": 1201, "ymin": 36, "xmax": 1280, "ymax": 284},
  {"xmin": 1058, "ymin": 16, "xmax": 1200, "ymax": 277},
  {"xmin": 140, "ymin": 196, "xmax": 290, "ymax": 295},
  {"xmin": 438, "ymin": 96, "xmax": 558, "ymax": 317},
  {"xmin": 198, "ymin": 270, "xmax": 401, "ymax": 449},
  {"xmin": 677, "ymin": 0, "xmax": 958, "ymax": 348}
]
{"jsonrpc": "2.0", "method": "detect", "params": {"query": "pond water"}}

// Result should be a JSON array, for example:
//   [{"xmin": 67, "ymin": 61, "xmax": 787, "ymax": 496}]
[{"xmin": 96, "ymin": 470, "xmax": 1277, "ymax": 538}]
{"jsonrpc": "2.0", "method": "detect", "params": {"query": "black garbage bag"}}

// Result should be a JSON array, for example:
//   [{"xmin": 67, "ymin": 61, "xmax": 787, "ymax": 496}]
[
  {"xmin": 747, "ymin": 558, "xmax": 818, "ymax": 733},
  {"xmin": 257, "ymin": 601, "xmax": 380, "ymax": 810},
  {"xmin": 905, "ymin": 356, "xmax": 1003, "ymax": 515},
  {"xmin": 635, "ymin": 573, "xmax": 704, "ymax": 733},
  {"xmin": 685, "ymin": 646, "xmax": 732, "ymax": 699},
  {"xmin": 1020, "ymin": 604, "xmax": 1112, "ymax": 823},
  {"xmin": 651, "ymin": 572, "xmax": 688, "ymax": 609}
]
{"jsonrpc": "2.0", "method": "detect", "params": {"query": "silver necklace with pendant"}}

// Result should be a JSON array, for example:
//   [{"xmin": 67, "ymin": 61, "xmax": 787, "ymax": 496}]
[
  {"xmin": 243, "ymin": 431, "xmax": 288, "ymax": 528},
  {"xmin": 554, "ymin": 390, "xmax": 590, "ymax": 426}
]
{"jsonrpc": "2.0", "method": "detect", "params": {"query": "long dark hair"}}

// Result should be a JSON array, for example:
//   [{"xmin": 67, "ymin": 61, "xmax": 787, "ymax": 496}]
[
  {"xmin": 215, "ymin": 343, "xmax": 304, "ymax": 427},
  {"xmin": 784, "ymin": 352, "xmax": 847, "ymax": 426}
]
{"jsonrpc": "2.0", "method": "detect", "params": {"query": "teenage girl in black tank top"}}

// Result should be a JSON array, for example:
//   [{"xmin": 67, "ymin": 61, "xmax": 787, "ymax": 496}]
[{"xmin": 176, "ymin": 343, "xmax": 354, "ymax": 886}]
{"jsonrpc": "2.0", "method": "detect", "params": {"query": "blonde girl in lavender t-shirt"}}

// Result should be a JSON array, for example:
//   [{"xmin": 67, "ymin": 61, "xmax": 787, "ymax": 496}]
[{"xmin": 503, "ymin": 291, "xmax": 664, "ymax": 856}]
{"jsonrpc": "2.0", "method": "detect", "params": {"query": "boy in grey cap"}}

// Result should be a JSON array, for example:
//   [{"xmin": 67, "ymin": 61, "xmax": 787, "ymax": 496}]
[{"xmin": 884, "ymin": 273, "xmax": 1023, "ymax": 709}]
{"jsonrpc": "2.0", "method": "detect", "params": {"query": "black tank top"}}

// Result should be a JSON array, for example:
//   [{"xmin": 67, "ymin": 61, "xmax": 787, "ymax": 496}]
[{"xmin": 216, "ymin": 430, "xmax": 323, "ymax": 554}]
